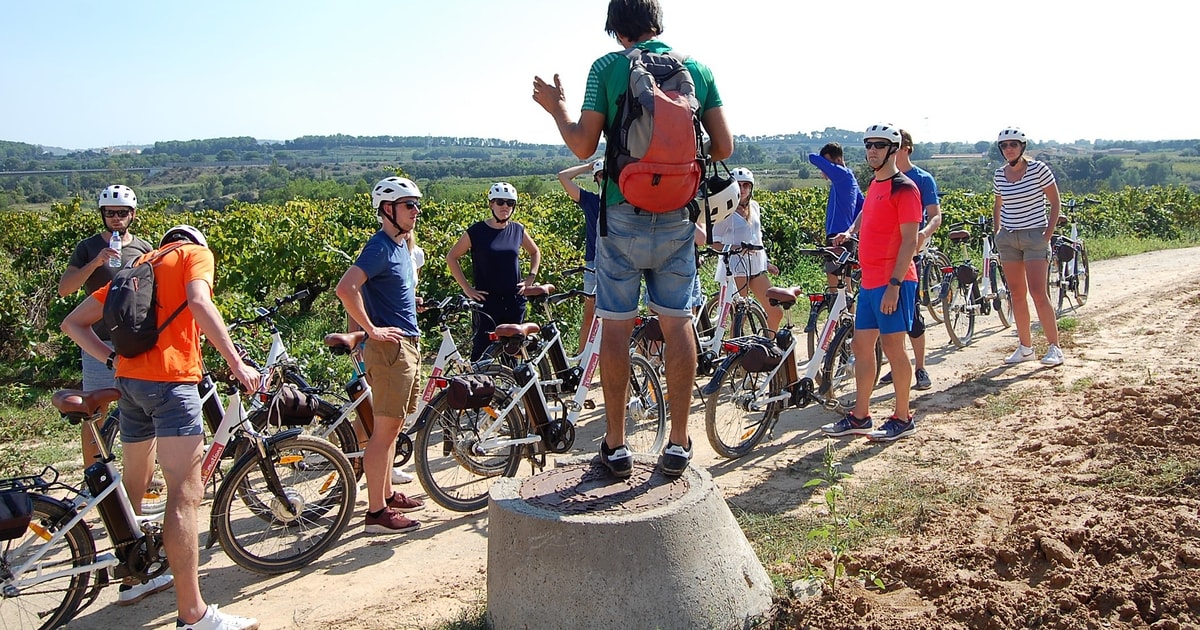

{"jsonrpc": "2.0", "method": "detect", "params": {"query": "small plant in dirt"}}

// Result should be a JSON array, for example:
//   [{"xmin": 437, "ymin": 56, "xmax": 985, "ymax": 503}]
[{"xmin": 803, "ymin": 441, "xmax": 885, "ymax": 593}]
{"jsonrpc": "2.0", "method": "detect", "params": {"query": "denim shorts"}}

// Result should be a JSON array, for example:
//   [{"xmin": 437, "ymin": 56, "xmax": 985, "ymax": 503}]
[
  {"xmin": 595, "ymin": 204, "xmax": 696, "ymax": 320},
  {"xmin": 115, "ymin": 377, "xmax": 204, "ymax": 443},
  {"xmin": 81, "ymin": 342, "xmax": 115, "ymax": 391},
  {"xmin": 995, "ymin": 227, "xmax": 1050, "ymax": 263},
  {"xmin": 582, "ymin": 267, "xmax": 597, "ymax": 294},
  {"xmin": 856, "ymin": 282, "xmax": 917, "ymax": 335}
]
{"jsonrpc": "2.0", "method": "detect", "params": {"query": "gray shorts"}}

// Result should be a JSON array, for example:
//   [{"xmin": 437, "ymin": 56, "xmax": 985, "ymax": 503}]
[
  {"xmin": 81, "ymin": 342, "xmax": 115, "ymax": 391},
  {"xmin": 995, "ymin": 227, "xmax": 1050, "ymax": 263},
  {"xmin": 115, "ymin": 377, "xmax": 204, "ymax": 443}
]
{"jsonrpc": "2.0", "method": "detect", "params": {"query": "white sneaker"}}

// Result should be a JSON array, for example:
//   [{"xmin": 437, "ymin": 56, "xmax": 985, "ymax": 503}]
[
  {"xmin": 1004, "ymin": 345, "xmax": 1036, "ymax": 364},
  {"xmin": 391, "ymin": 467, "xmax": 414, "ymax": 484},
  {"xmin": 116, "ymin": 570, "xmax": 173, "ymax": 606},
  {"xmin": 178, "ymin": 604, "xmax": 259, "ymax": 630},
  {"xmin": 1041, "ymin": 344, "xmax": 1064, "ymax": 366}
]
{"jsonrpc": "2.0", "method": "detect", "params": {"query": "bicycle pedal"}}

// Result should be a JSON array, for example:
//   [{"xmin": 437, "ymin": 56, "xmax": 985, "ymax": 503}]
[{"xmin": 583, "ymin": 399, "xmax": 596, "ymax": 410}]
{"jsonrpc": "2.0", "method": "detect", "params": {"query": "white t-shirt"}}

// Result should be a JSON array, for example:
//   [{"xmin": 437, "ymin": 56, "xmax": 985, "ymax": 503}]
[{"xmin": 712, "ymin": 200, "xmax": 768, "ymax": 277}]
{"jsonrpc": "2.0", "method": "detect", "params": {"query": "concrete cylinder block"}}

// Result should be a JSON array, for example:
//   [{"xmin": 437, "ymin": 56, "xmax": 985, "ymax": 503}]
[{"xmin": 487, "ymin": 455, "xmax": 773, "ymax": 630}]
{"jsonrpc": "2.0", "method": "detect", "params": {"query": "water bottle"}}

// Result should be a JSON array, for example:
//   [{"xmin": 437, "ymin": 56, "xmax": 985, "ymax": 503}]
[{"xmin": 108, "ymin": 232, "xmax": 122, "ymax": 268}]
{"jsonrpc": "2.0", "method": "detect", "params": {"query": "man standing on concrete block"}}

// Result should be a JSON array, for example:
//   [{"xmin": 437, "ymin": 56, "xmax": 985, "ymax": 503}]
[{"xmin": 532, "ymin": 0, "xmax": 733, "ymax": 479}]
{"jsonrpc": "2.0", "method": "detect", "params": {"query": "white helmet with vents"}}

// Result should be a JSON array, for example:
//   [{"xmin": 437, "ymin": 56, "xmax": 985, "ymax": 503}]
[
  {"xmin": 488, "ymin": 182, "xmax": 518, "ymax": 201},
  {"xmin": 371, "ymin": 177, "xmax": 422, "ymax": 209},
  {"xmin": 98, "ymin": 184, "xmax": 137, "ymax": 209}
]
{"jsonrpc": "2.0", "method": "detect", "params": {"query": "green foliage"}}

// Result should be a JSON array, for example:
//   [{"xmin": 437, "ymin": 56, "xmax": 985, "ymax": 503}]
[{"xmin": 802, "ymin": 441, "xmax": 885, "ymax": 593}]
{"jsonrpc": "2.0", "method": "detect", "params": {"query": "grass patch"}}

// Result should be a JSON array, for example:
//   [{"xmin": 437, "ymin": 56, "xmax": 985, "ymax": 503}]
[
  {"xmin": 981, "ymin": 391, "xmax": 1022, "ymax": 420},
  {"xmin": 1086, "ymin": 232, "xmax": 1200, "ymax": 261},
  {"xmin": 428, "ymin": 602, "xmax": 489, "ymax": 630},
  {"xmin": 1055, "ymin": 376, "xmax": 1094, "ymax": 393},
  {"xmin": 1096, "ymin": 456, "xmax": 1200, "ymax": 497}
]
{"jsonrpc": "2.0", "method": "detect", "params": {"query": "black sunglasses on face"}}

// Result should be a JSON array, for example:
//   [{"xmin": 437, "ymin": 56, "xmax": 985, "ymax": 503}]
[
  {"xmin": 864, "ymin": 141, "xmax": 892, "ymax": 150},
  {"xmin": 492, "ymin": 199, "xmax": 516, "ymax": 207},
  {"xmin": 998, "ymin": 141, "xmax": 1023, "ymax": 150},
  {"xmin": 102, "ymin": 209, "xmax": 132, "ymax": 218},
  {"xmin": 387, "ymin": 200, "xmax": 420, "ymax": 210}
]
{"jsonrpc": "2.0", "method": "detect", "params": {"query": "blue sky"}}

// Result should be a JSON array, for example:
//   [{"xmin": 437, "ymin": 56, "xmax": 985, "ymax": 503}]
[{"xmin": 1, "ymin": 0, "xmax": 1192, "ymax": 149}]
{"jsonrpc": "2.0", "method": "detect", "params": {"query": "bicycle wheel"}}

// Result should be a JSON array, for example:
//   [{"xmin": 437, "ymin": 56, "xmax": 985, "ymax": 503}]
[
  {"xmin": 1073, "ymin": 243, "xmax": 1090, "ymax": 306},
  {"xmin": 704, "ymin": 354, "xmax": 788, "ymax": 458},
  {"xmin": 923, "ymin": 251, "xmax": 952, "ymax": 324},
  {"xmin": 804, "ymin": 297, "xmax": 834, "ymax": 360},
  {"xmin": 1046, "ymin": 250, "xmax": 1062, "ymax": 314},
  {"xmin": 1056, "ymin": 257, "xmax": 1070, "ymax": 314},
  {"xmin": 98, "ymin": 413, "xmax": 168, "ymax": 515},
  {"xmin": 248, "ymin": 398, "xmax": 363, "ymax": 481},
  {"xmin": 625, "ymin": 354, "xmax": 667, "ymax": 454},
  {"xmin": 630, "ymin": 319, "xmax": 667, "ymax": 377},
  {"xmin": 212, "ymin": 435, "xmax": 356, "ymax": 575},
  {"xmin": 414, "ymin": 387, "xmax": 524, "ymax": 512},
  {"xmin": 942, "ymin": 276, "xmax": 976, "ymax": 347},
  {"xmin": 697, "ymin": 293, "xmax": 720, "ymax": 340},
  {"xmin": 991, "ymin": 262, "xmax": 1012, "ymax": 329},
  {"xmin": 818, "ymin": 324, "xmax": 881, "ymax": 408},
  {"xmin": 0, "ymin": 495, "xmax": 96, "ymax": 630}
]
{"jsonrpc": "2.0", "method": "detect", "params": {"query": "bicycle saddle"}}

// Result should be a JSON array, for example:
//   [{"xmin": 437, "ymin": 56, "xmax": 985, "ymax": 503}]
[
  {"xmin": 52, "ymin": 388, "xmax": 120, "ymax": 419},
  {"xmin": 766, "ymin": 287, "xmax": 802, "ymax": 308},
  {"xmin": 323, "ymin": 331, "xmax": 367, "ymax": 353},
  {"xmin": 1056, "ymin": 214, "xmax": 1070, "ymax": 227},
  {"xmin": 521, "ymin": 284, "xmax": 556, "ymax": 298},
  {"xmin": 493, "ymin": 323, "xmax": 540, "ymax": 338},
  {"xmin": 948, "ymin": 229, "xmax": 971, "ymax": 243}
]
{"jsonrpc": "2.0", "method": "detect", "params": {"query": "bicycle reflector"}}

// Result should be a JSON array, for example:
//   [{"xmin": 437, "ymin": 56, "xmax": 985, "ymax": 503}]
[{"xmin": 723, "ymin": 341, "xmax": 741, "ymax": 353}]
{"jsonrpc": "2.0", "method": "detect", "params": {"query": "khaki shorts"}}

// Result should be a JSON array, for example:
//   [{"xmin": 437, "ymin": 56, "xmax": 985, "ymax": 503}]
[
  {"xmin": 364, "ymin": 336, "xmax": 421, "ymax": 418},
  {"xmin": 995, "ymin": 227, "xmax": 1050, "ymax": 263}
]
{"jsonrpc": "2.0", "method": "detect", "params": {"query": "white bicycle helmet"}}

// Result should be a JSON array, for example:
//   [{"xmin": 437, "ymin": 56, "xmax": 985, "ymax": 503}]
[
  {"xmin": 98, "ymin": 184, "xmax": 137, "ymax": 209},
  {"xmin": 371, "ymin": 177, "xmax": 422, "ymax": 209},
  {"xmin": 699, "ymin": 174, "xmax": 740, "ymax": 225},
  {"xmin": 591, "ymin": 159, "xmax": 605, "ymax": 177},
  {"xmin": 488, "ymin": 182, "xmax": 518, "ymax": 201},
  {"xmin": 864, "ymin": 123, "xmax": 902, "ymax": 145},
  {"xmin": 160, "ymin": 224, "xmax": 208, "ymax": 248},
  {"xmin": 996, "ymin": 127, "xmax": 1028, "ymax": 144},
  {"xmin": 730, "ymin": 167, "xmax": 755, "ymax": 186}
]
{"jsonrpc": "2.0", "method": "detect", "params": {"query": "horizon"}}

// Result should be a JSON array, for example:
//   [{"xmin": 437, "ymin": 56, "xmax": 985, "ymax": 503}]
[{"xmin": 2, "ymin": 0, "xmax": 1193, "ymax": 149}]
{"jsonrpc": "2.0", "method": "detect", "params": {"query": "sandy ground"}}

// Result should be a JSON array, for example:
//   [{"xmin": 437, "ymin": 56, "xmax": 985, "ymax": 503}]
[{"xmin": 74, "ymin": 247, "xmax": 1200, "ymax": 629}]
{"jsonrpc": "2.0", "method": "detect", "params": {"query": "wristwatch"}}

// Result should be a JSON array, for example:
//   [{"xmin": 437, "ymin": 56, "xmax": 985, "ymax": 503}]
[
  {"xmin": 106, "ymin": 352, "xmax": 117, "ymax": 370},
  {"xmin": 888, "ymin": 277, "xmax": 902, "ymax": 287}
]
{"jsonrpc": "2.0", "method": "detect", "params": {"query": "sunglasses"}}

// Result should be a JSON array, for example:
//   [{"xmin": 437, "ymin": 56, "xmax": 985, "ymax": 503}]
[
  {"xmin": 388, "ymin": 200, "xmax": 420, "ymax": 210},
  {"xmin": 492, "ymin": 198, "xmax": 517, "ymax": 207},
  {"xmin": 102, "ymin": 209, "xmax": 132, "ymax": 218},
  {"xmin": 998, "ymin": 141, "xmax": 1024, "ymax": 150},
  {"xmin": 863, "ymin": 141, "xmax": 892, "ymax": 150}
]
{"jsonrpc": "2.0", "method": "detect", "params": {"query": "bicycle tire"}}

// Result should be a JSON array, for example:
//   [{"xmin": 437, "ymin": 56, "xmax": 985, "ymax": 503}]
[
  {"xmin": 942, "ymin": 275, "xmax": 976, "ymax": 347},
  {"xmin": 98, "ymin": 413, "xmax": 169, "ymax": 516},
  {"xmin": 212, "ymin": 434, "xmax": 356, "ymax": 575},
  {"xmin": 414, "ymin": 386, "xmax": 523, "ymax": 512},
  {"xmin": 704, "ymin": 354, "xmax": 788, "ymax": 459},
  {"xmin": 923, "ymin": 250, "xmax": 952, "ymax": 324},
  {"xmin": 630, "ymin": 320, "xmax": 666, "ymax": 377},
  {"xmin": 248, "ymin": 398, "xmax": 363, "ymax": 481},
  {"xmin": 1056, "ymin": 257, "xmax": 1070, "ymax": 315},
  {"xmin": 1074, "ymin": 243, "xmax": 1090, "ymax": 306},
  {"xmin": 817, "ymin": 324, "xmax": 881, "ymax": 407},
  {"xmin": 1047, "ymin": 249, "xmax": 1063, "ymax": 314},
  {"xmin": 994, "ymin": 263, "xmax": 1013, "ymax": 329},
  {"xmin": 0, "ymin": 495, "xmax": 96, "ymax": 630},
  {"xmin": 625, "ymin": 354, "xmax": 667, "ymax": 454}
]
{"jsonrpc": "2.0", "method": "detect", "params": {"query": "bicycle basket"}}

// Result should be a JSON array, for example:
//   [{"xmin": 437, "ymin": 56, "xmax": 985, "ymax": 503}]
[
  {"xmin": 447, "ymin": 374, "xmax": 495, "ymax": 410},
  {"xmin": 955, "ymin": 263, "xmax": 978, "ymax": 285},
  {"xmin": 740, "ymin": 340, "xmax": 783, "ymax": 373},
  {"xmin": 265, "ymin": 384, "xmax": 320, "ymax": 426},
  {"xmin": 1056, "ymin": 242, "xmax": 1075, "ymax": 262},
  {"xmin": 0, "ymin": 490, "xmax": 33, "ymax": 541}
]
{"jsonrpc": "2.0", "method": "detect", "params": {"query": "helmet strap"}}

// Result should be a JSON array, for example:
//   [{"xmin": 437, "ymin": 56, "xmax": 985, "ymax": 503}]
[
  {"xmin": 491, "ymin": 208, "xmax": 510, "ymax": 225},
  {"xmin": 382, "ymin": 208, "xmax": 409, "ymax": 236},
  {"xmin": 869, "ymin": 145, "xmax": 899, "ymax": 172}
]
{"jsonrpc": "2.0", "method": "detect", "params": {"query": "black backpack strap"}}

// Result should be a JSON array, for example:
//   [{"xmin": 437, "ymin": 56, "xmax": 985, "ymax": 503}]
[
  {"xmin": 149, "ymin": 241, "xmax": 191, "ymax": 333},
  {"xmin": 156, "ymin": 301, "xmax": 189, "ymax": 334}
]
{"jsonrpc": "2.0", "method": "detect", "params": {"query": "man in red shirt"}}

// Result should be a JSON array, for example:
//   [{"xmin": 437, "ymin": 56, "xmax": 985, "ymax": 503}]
[{"xmin": 824, "ymin": 124, "xmax": 922, "ymax": 442}]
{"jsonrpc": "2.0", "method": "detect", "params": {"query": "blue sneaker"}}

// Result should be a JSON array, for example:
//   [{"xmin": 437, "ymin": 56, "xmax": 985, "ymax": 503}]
[
  {"xmin": 867, "ymin": 416, "xmax": 916, "ymax": 442},
  {"xmin": 820, "ymin": 413, "xmax": 873, "ymax": 437}
]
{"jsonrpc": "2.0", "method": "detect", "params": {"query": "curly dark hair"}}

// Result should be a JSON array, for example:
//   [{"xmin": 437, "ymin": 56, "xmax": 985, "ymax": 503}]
[{"xmin": 605, "ymin": 0, "xmax": 663, "ymax": 42}]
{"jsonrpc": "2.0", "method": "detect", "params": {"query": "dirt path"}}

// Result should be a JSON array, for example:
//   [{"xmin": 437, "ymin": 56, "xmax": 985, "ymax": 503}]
[{"xmin": 76, "ymin": 247, "xmax": 1200, "ymax": 629}]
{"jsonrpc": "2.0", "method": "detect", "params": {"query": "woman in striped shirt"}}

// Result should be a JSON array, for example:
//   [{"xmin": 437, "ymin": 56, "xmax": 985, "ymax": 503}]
[{"xmin": 992, "ymin": 127, "xmax": 1064, "ymax": 367}]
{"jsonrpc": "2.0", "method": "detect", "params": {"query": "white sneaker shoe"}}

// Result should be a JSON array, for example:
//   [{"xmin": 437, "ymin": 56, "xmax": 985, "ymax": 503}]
[
  {"xmin": 116, "ymin": 570, "xmax": 173, "ymax": 606},
  {"xmin": 1004, "ymin": 345, "xmax": 1036, "ymax": 364},
  {"xmin": 391, "ymin": 467, "xmax": 414, "ymax": 484},
  {"xmin": 178, "ymin": 604, "xmax": 260, "ymax": 630},
  {"xmin": 1041, "ymin": 344, "xmax": 1064, "ymax": 366}
]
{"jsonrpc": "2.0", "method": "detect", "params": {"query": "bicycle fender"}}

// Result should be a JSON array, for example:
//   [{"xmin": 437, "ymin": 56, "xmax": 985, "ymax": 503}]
[
  {"xmin": 700, "ymin": 352, "xmax": 743, "ymax": 397},
  {"xmin": 206, "ymin": 428, "xmax": 306, "ymax": 542}
]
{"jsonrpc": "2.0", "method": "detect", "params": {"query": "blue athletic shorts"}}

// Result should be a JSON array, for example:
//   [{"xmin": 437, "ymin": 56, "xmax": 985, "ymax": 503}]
[{"xmin": 856, "ymin": 281, "xmax": 917, "ymax": 335}]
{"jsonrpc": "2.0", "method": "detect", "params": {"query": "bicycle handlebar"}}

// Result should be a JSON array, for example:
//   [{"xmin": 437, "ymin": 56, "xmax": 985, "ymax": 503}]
[
  {"xmin": 227, "ymin": 288, "xmax": 310, "ymax": 331},
  {"xmin": 546, "ymin": 289, "xmax": 595, "ymax": 307}
]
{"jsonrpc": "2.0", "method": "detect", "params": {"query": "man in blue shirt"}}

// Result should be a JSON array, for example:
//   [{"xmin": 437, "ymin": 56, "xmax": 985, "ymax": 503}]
[
  {"xmin": 809, "ymin": 143, "xmax": 865, "ymax": 292},
  {"xmin": 336, "ymin": 176, "xmax": 426, "ymax": 535},
  {"xmin": 557, "ymin": 159, "xmax": 604, "ymax": 352}
]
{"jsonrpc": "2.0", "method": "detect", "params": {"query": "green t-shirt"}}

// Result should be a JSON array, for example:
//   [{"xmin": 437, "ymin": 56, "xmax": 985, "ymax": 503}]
[{"xmin": 582, "ymin": 39, "xmax": 723, "ymax": 207}]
